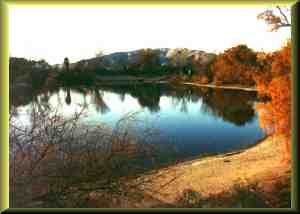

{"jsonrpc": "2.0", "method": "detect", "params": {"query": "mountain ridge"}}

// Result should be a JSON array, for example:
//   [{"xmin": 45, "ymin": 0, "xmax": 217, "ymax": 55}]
[{"xmin": 65, "ymin": 48, "xmax": 216, "ymax": 71}]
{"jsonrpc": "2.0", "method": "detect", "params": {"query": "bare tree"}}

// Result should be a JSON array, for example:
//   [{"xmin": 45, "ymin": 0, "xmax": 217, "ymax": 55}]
[{"xmin": 257, "ymin": 6, "xmax": 291, "ymax": 32}]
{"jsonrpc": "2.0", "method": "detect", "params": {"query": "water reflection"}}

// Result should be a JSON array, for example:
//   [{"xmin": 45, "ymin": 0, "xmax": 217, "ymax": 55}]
[
  {"xmin": 11, "ymin": 84, "xmax": 258, "ymax": 127},
  {"xmin": 92, "ymin": 89, "xmax": 110, "ymax": 114},
  {"xmin": 98, "ymin": 85, "xmax": 257, "ymax": 126},
  {"xmin": 132, "ymin": 85, "xmax": 161, "ymax": 113},
  {"xmin": 11, "ymin": 84, "xmax": 264, "ymax": 158},
  {"xmin": 199, "ymin": 88, "xmax": 256, "ymax": 126},
  {"xmin": 65, "ymin": 88, "xmax": 71, "ymax": 105}
]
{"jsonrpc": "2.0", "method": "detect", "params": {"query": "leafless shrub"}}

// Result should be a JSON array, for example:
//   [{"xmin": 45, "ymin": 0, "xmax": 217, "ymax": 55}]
[{"xmin": 9, "ymin": 104, "xmax": 164, "ymax": 207}]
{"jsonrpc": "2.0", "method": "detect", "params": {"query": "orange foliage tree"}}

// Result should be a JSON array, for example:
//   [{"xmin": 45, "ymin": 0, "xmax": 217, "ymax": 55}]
[
  {"xmin": 210, "ymin": 45, "xmax": 257, "ymax": 86},
  {"xmin": 252, "ymin": 52, "xmax": 276, "ymax": 96},
  {"xmin": 254, "ymin": 40, "xmax": 291, "ymax": 161}
]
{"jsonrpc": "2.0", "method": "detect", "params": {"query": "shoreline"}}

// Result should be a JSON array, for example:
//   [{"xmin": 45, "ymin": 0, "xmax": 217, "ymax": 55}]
[
  {"xmin": 96, "ymin": 134, "xmax": 290, "ymax": 208},
  {"xmin": 13, "ymin": 74, "xmax": 259, "ymax": 93},
  {"xmin": 92, "ymin": 75, "xmax": 258, "ymax": 91},
  {"xmin": 144, "ymin": 134, "xmax": 289, "ymax": 205},
  {"xmin": 154, "ymin": 135, "xmax": 270, "ymax": 171},
  {"xmin": 181, "ymin": 82, "xmax": 258, "ymax": 92},
  {"xmin": 93, "ymin": 80, "xmax": 257, "ymax": 92}
]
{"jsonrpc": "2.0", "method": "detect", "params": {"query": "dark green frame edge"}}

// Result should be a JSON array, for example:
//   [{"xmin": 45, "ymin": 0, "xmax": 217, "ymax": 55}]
[
  {"xmin": 291, "ymin": 1, "xmax": 299, "ymax": 213},
  {"xmin": 0, "ymin": 0, "xmax": 298, "ymax": 213}
]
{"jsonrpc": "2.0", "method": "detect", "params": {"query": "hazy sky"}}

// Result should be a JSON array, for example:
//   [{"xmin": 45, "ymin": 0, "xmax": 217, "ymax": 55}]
[{"xmin": 9, "ymin": 6, "xmax": 291, "ymax": 65}]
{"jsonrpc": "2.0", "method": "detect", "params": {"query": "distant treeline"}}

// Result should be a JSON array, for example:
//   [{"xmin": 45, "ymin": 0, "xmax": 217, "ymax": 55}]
[{"xmin": 9, "ymin": 43, "xmax": 290, "ymax": 89}]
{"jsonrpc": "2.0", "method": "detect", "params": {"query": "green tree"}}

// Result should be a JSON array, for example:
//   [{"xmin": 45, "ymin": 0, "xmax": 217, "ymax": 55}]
[
  {"xmin": 167, "ymin": 48, "xmax": 190, "ymax": 72},
  {"xmin": 138, "ymin": 48, "xmax": 160, "ymax": 71},
  {"xmin": 64, "ymin": 57, "xmax": 70, "ymax": 72}
]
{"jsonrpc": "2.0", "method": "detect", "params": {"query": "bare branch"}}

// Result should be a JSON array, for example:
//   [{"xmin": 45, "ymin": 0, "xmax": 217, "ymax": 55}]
[{"xmin": 276, "ymin": 6, "xmax": 291, "ymax": 26}]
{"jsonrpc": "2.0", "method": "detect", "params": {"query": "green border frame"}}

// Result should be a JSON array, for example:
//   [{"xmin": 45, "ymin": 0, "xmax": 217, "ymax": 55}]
[
  {"xmin": 0, "ymin": 0, "xmax": 9, "ymax": 212},
  {"xmin": 0, "ymin": 0, "xmax": 298, "ymax": 212}
]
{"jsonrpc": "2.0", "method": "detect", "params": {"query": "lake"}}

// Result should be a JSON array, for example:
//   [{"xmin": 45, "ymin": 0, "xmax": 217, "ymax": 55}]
[{"xmin": 12, "ymin": 84, "xmax": 265, "ymax": 165}]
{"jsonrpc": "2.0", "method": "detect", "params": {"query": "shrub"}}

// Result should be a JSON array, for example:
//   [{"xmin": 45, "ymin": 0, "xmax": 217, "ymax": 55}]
[{"xmin": 10, "ymin": 105, "xmax": 160, "ymax": 207}]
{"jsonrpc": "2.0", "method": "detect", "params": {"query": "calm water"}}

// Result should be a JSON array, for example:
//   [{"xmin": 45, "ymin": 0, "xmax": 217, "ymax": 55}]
[{"xmin": 13, "ymin": 84, "xmax": 265, "ymax": 162}]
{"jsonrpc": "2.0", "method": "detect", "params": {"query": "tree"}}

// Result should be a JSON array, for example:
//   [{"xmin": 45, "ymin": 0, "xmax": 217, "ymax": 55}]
[
  {"xmin": 210, "ymin": 45, "xmax": 257, "ymax": 86},
  {"xmin": 257, "ymin": 6, "xmax": 291, "ymax": 32},
  {"xmin": 167, "ymin": 48, "xmax": 190, "ymax": 72},
  {"xmin": 35, "ymin": 59, "xmax": 50, "ymax": 70},
  {"xmin": 63, "ymin": 57, "xmax": 70, "ymax": 72},
  {"xmin": 256, "ymin": 7, "xmax": 292, "ymax": 162},
  {"xmin": 255, "ymin": 40, "xmax": 291, "ymax": 162},
  {"xmin": 138, "ymin": 48, "xmax": 160, "ymax": 71}
]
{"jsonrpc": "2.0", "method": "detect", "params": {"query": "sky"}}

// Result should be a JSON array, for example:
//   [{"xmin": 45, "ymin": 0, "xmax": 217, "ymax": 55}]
[{"xmin": 9, "ymin": 6, "xmax": 291, "ymax": 65}]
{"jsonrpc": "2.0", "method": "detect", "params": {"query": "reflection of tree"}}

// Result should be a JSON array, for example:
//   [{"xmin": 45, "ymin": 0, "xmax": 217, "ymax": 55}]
[
  {"xmin": 65, "ymin": 88, "xmax": 71, "ymax": 105},
  {"xmin": 92, "ymin": 89, "xmax": 110, "ymax": 114},
  {"xmin": 72, "ymin": 87, "xmax": 89, "ymax": 109},
  {"xmin": 92, "ymin": 85, "xmax": 162, "ymax": 113},
  {"xmin": 200, "ymin": 89, "xmax": 256, "ymax": 126},
  {"xmin": 118, "ymin": 93, "xmax": 126, "ymax": 103},
  {"xmin": 56, "ymin": 92, "xmax": 62, "ymax": 107},
  {"xmin": 13, "ymin": 83, "xmax": 258, "ymax": 128},
  {"xmin": 132, "ymin": 85, "xmax": 161, "ymax": 113},
  {"xmin": 29, "ymin": 95, "xmax": 52, "ymax": 125},
  {"xmin": 40, "ymin": 91, "xmax": 49, "ymax": 104},
  {"xmin": 170, "ymin": 88, "xmax": 203, "ymax": 113},
  {"xmin": 190, "ymin": 93, "xmax": 200, "ymax": 103},
  {"xmin": 171, "ymin": 96, "xmax": 189, "ymax": 113}
]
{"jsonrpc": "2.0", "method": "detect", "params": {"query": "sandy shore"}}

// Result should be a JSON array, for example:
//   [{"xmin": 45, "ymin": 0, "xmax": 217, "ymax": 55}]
[{"xmin": 100, "ymin": 135, "xmax": 291, "ymax": 208}]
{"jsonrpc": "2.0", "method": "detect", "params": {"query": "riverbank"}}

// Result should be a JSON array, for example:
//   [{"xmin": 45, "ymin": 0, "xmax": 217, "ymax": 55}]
[
  {"xmin": 85, "ymin": 135, "xmax": 291, "ymax": 208},
  {"xmin": 12, "ymin": 73, "xmax": 258, "ymax": 94},
  {"xmin": 94, "ymin": 75, "xmax": 173, "ymax": 85},
  {"xmin": 93, "ymin": 75, "xmax": 257, "ymax": 92},
  {"xmin": 182, "ymin": 82, "xmax": 258, "ymax": 92}
]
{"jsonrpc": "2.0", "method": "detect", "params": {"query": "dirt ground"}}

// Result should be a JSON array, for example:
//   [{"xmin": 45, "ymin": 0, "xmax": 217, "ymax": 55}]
[{"xmin": 88, "ymin": 135, "xmax": 291, "ymax": 208}]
